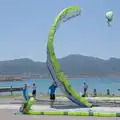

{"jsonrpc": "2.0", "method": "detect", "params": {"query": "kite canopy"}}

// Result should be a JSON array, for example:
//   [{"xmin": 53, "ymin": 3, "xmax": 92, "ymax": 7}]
[
  {"xmin": 46, "ymin": 6, "xmax": 92, "ymax": 107},
  {"xmin": 105, "ymin": 11, "xmax": 114, "ymax": 26}
]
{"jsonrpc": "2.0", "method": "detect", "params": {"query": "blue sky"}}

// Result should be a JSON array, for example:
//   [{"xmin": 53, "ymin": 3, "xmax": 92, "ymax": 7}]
[{"xmin": 0, "ymin": 0, "xmax": 120, "ymax": 62}]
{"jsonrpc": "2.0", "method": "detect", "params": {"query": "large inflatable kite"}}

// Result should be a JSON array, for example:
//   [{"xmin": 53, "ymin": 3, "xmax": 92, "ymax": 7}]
[
  {"xmin": 46, "ymin": 6, "xmax": 92, "ymax": 107},
  {"xmin": 20, "ymin": 6, "xmax": 120, "ymax": 117}
]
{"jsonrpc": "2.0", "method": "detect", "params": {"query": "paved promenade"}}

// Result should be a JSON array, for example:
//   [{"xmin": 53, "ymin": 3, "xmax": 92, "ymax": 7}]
[
  {"xmin": 0, "ymin": 109, "xmax": 119, "ymax": 120},
  {"xmin": 0, "ymin": 97, "xmax": 120, "ymax": 120}
]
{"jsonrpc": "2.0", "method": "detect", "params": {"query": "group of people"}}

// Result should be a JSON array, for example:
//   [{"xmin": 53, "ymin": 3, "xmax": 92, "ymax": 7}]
[
  {"xmin": 22, "ymin": 82, "xmax": 36, "ymax": 101},
  {"xmin": 22, "ymin": 81, "xmax": 58, "ymax": 108},
  {"xmin": 22, "ymin": 81, "xmax": 88, "ymax": 108}
]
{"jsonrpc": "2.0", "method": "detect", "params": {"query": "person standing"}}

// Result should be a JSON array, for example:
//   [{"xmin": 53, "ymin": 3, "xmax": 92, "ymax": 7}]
[
  {"xmin": 22, "ymin": 83, "xmax": 28, "ymax": 101},
  {"xmin": 32, "ymin": 82, "xmax": 36, "ymax": 98},
  {"xmin": 48, "ymin": 82, "xmax": 57, "ymax": 108},
  {"xmin": 83, "ymin": 82, "xmax": 88, "ymax": 97}
]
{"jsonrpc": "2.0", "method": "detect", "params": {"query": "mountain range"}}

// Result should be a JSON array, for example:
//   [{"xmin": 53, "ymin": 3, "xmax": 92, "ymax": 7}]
[{"xmin": 0, "ymin": 54, "xmax": 120, "ymax": 77}]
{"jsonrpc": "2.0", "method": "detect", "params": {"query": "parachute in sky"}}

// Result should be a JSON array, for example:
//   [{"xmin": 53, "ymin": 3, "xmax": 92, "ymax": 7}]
[
  {"xmin": 47, "ymin": 6, "xmax": 92, "ymax": 107},
  {"xmin": 105, "ymin": 11, "xmax": 114, "ymax": 27}
]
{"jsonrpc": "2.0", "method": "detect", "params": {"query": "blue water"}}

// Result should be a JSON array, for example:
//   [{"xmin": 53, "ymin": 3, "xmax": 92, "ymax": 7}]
[{"xmin": 0, "ymin": 77, "xmax": 120, "ymax": 95}]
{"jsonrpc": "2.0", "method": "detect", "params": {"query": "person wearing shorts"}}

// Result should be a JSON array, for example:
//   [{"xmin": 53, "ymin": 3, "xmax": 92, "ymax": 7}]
[
  {"xmin": 32, "ymin": 83, "xmax": 36, "ymax": 98},
  {"xmin": 48, "ymin": 82, "xmax": 57, "ymax": 107}
]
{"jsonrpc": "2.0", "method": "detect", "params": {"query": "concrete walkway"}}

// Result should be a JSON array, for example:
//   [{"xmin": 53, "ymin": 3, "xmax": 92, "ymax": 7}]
[
  {"xmin": 0, "ymin": 104, "xmax": 120, "ymax": 120},
  {"xmin": 0, "ymin": 104, "xmax": 120, "ymax": 113},
  {"xmin": 0, "ymin": 109, "xmax": 119, "ymax": 120},
  {"xmin": 0, "ymin": 100, "xmax": 120, "ymax": 120}
]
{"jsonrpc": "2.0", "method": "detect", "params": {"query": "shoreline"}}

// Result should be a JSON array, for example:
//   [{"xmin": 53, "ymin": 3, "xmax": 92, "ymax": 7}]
[
  {"xmin": 1, "ymin": 75, "xmax": 120, "ymax": 82},
  {"xmin": 0, "ymin": 93, "xmax": 120, "ymax": 98}
]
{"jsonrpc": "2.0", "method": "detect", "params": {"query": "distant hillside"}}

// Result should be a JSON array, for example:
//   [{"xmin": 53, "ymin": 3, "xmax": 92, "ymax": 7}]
[
  {"xmin": 0, "ymin": 55, "xmax": 120, "ymax": 77},
  {"xmin": 59, "ymin": 55, "xmax": 120, "ymax": 76},
  {"xmin": 0, "ymin": 58, "xmax": 48, "ymax": 75}
]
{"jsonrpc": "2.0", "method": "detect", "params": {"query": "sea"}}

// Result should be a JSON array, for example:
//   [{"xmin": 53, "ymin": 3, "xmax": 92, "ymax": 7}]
[{"xmin": 0, "ymin": 77, "xmax": 120, "ymax": 95}]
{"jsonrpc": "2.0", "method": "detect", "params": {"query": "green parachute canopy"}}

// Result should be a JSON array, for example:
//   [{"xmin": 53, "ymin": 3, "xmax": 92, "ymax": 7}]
[{"xmin": 105, "ymin": 11, "xmax": 114, "ymax": 27}]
